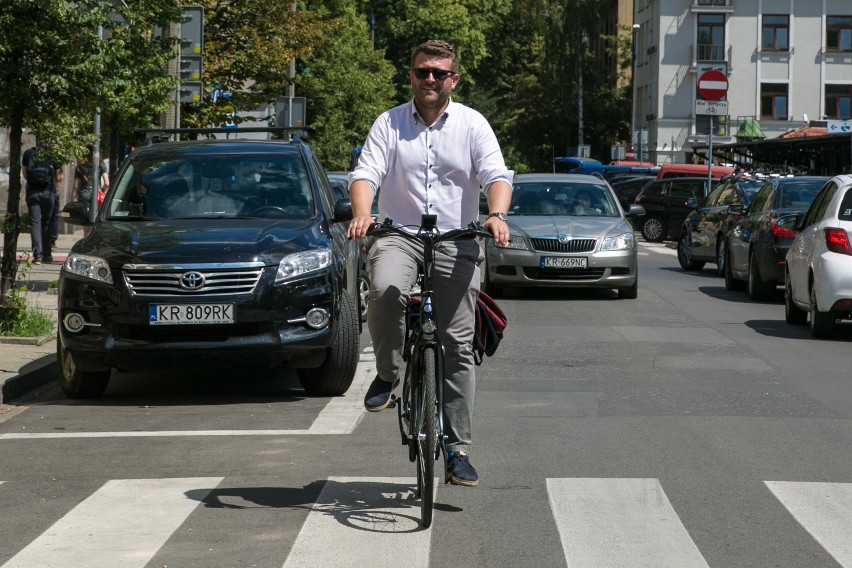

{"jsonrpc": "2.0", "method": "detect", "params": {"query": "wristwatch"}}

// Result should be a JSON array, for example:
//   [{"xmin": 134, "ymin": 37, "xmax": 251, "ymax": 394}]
[{"xmin": 487, "ymin": 212, "xmax": 508, "ymax": 222}]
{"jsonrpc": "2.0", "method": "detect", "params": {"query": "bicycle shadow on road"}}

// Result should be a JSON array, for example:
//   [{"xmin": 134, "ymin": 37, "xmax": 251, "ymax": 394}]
[{"xmin": 189, "ymin": 478, "xmax": 463, "ymax": 533}]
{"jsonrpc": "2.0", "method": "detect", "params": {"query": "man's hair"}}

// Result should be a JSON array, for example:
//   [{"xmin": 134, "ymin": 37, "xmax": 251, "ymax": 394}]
[{"xmin": 410, "ymin": 40, "xmax": 458, "ymax": 72}]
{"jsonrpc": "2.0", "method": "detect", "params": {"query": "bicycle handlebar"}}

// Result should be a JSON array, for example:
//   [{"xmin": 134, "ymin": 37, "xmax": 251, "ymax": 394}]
[{"xmin": 366, "ymin": 217, "xmax": 493, "ymax": 243}]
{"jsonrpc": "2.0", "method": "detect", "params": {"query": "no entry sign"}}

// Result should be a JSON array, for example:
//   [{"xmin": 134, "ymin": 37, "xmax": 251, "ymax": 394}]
[{"xmin": 697, "ymin": 70, "xmax": 728, "ymax": 101}]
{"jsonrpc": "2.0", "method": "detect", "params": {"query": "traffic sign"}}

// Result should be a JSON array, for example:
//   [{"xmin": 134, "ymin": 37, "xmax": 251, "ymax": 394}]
[
  {"xmin": 695, "ymin": 100, "xmax": 729, "ymax": 116},
  {"xmin": 697, "ymin": 70, "xmax": 728, "ymax": 101},
  {"xmin": 827, "ymin": 120, "xmax": 852, "ymax": 133}
]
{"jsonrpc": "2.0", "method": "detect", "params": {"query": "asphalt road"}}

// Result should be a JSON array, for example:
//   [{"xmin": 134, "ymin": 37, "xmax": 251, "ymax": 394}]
[{"xmin": 1, "ymin": 240, "xmax": 851, "ymax": 568}]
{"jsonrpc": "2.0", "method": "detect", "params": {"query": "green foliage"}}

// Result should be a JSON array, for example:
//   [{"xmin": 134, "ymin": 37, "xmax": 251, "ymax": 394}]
[{"xmin": 0, "ymin": 259, "xmax": 54, "ymax": 338}]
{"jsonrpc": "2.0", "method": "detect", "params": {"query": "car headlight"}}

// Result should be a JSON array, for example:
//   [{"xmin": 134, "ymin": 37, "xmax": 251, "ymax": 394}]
[
  {"xmin": 601, "ymin": 230, "xmax": 635, "ymax": 251},
  {"xmin": 275, "ymin": 248, "xmax": 332, "ymax": 283},
  {"xmin": 496, "ymin": 235, "xmax": 529, "ymax": 250},
  {"xmin": 63, "ymin": 253, "xmax": 113, "ymax": 284}
]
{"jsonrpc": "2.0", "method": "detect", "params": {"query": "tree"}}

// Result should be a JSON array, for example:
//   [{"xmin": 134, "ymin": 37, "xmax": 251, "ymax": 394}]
[
  {"xmin": 179, "ymin": 0, "xmax": 333, "ymax": 131},
  {"xmin": 0, "ymin": 0, "xmax": 182, "ymax": 301}
]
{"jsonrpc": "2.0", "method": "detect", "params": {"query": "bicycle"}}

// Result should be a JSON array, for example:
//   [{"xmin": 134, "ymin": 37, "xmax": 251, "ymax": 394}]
[{"xmin": 366, "ymin": 215, "xmax": 492, "ymax": 528}]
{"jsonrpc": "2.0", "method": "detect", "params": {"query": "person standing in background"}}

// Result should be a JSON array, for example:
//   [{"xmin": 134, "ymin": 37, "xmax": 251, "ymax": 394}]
[
  {"xmin": 72, "ymin": 145, "xmax": 110, "ymax": 236},
  {"xmin": 22, "ymin": 144, "xmax": 64, "ymax": 264}
]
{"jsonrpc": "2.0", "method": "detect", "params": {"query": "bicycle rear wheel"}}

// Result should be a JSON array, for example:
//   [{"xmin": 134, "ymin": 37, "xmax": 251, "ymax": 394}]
[{"xmin": 417, "ymin": 345, "xmax": 437, "ymax": 528}]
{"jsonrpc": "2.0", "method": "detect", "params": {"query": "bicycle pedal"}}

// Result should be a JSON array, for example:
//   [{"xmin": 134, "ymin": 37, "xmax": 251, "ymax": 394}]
[{"xmin": 387, "ymin": 395, "xmax": 397, "ymax": 409}]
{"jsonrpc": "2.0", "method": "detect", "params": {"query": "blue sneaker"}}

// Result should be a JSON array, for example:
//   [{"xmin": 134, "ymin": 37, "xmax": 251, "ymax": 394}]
[
  {"xmin": 364, "ymin": 375, "xmax": 399, "ymax": 412},
  {"xmin": 448, "ymin": 452, "xmax": 479, "ymax": 486}
]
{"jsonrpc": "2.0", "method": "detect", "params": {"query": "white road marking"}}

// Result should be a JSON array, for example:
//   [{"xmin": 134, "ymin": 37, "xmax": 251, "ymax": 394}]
[
  {"xmin": 282, "ymin": 476, "xmax": 434, "ymax": 568},
  {"xmin": 1, "ymin": 477, "xmax": 222, "ymax": 568},
  {"xmin": 0, "ymin": 358, "xmax": 376, "ymax": 440},
  {"xmin": 766, "ymin": 481, "xmax": 852, "ymax": 567},
  {"xmin": 547, "ymin": 478, "xmax": 710, "ymax": 568}
]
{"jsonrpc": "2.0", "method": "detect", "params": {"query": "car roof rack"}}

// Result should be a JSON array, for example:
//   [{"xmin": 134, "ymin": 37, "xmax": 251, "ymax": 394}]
[{"xmin": 135, "ymin": 126, "xmax": 315, "ymax": 145}]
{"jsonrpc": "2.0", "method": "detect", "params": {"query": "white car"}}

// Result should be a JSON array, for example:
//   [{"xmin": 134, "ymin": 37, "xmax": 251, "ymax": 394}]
[{"xmin": 784, "ymin": 174, "xmax": 852, "ymax": 338}]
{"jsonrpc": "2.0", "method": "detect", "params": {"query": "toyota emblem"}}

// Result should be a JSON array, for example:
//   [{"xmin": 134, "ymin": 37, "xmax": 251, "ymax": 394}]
[{"xmin": 179, "ymin": 271, "xmax": 206, "ymax": 289}]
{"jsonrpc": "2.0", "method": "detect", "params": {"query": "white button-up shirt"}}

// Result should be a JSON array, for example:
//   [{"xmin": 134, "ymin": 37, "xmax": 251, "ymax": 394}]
[{"xmin": 350, "ymin": 99, "xmax": 514, "ymax": 232}]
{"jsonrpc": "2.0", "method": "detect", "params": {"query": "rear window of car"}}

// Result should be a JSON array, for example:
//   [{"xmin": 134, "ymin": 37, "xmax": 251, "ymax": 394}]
[{"xmin": 107, "ymin": 153, "xmax": 314, "ymax": 220}]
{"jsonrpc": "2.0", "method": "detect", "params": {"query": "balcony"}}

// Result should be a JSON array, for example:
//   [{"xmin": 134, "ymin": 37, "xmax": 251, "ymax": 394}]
[
  {"xmin": 691, "ymin": 0, "xmax": 734, "ymax": 13},
  {"xmin": 694, "ymin": 43, "xmax": 732, "ymax": 65}
]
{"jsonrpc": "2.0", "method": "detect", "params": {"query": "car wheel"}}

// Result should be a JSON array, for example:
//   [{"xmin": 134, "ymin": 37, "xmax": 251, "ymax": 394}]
[
  {"xmin": 357, "ymin": 266, "xmax": 370, "ymax": 323},
  {"xmin": 617, "ymin": 278, "xmax": 638, "ymax": 299},
  {"xmin": 677, "ymin": 232, "xmax": 705, "ymax": 271},
  {"xmin": 747, "ymin": 252, "xmax": 775, "ymax": 301},
  {"xmin": 298, "ymin": 291, "xmax": 359, "ymax": 396},
  {"xmin": 715, "ymin": 237, "xmax": 727, "ymax": 276},
  {"xmin": 809, "ymin": 286, "xmax": 835, "ymax": 339},
  {"xmin": 57, "ymin": 335, "xmax": 110, "ymax": 399},
  {"xmin": 483, "ymin": 262, "xmax": 503, "ymax": 298},
  {"xmin": 641, "ymin": 215, "xmax": 667, "ymax": 242},
  {"xmin": 784, "ymin": 272, "xmax": 807, "ymax": 325},
  {"xmin": 724, "ymin": 246, "xmax": 745, "ymax": 291}
]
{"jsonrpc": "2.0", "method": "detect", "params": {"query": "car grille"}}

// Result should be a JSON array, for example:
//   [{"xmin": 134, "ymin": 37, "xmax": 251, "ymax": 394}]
[
  {"xmin": 523, "ymin": 267, "xmax": 606, "ymax": 280},
  {"xmin": 530, "ymin": 237, "xmax": 596, "ymax": 253},
  {"xmin": 123, "ymin": 263, "xmax": 265, "ymax": 297}
]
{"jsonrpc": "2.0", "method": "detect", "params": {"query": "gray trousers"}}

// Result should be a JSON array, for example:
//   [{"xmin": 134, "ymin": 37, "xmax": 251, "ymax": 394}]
[{"xmin": 367, "ymin": 235, "xmax": 483, "ymax": 455}]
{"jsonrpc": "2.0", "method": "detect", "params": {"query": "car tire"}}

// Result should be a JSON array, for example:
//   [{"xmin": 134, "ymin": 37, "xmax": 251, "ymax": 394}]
[
  {"xmin": 784, "ymin": 272, "xmax": 807, "ymax": 325},
  {"xmin": 715, "ymin": 237, "xmax": 727, "ymax": 277},
  {"xmin": 809, "ymin": 286, "xmax": 835, "ymax": 339},
  {"xmin": 747, "ymin": 252, "xmax": 775, "ymax": 301},
  {"xmin": 298, "ymin": 291, "xmax": 359, "ymax": 396},
  {"xmin": 641, "ymin": 215, "xmax": 667, "ymax": 242},
  {"xmin": 677, "ymin": 232, "xmax": 705, "ymax": 271},
  {"xmin": 483, "ymin": 263, "xmax": 504, "ymax": 298},
  {"xmin": 724, "ymin": 246, "xmax": 745, "ymax": 291},
  {"xmin": 618, "ymin": 278, "xmax": 638, "ymax": 299},
  {"xmin": 57, "ymin": 336, "xmax": 110, "ymax": 399},
  {"xmin": 357, "ymin": 265, "xmax": 370, "ymax": 323}
]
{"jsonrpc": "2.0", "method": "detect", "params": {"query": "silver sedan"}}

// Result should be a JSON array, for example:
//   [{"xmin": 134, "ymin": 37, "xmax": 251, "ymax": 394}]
[{"xmin": 483, "ymin": 173, "xmax": 645, "ymax": 299}]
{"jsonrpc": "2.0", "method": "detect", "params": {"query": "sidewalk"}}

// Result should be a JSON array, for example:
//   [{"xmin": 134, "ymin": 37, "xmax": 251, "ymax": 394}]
[{"xmin": 0, "ymin": 230, "xmax": 82, "ymax": 403}]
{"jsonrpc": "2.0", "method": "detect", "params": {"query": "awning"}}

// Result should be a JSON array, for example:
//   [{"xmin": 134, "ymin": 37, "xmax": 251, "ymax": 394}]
[{"xmin": 735, "ymin": 118, "xmax": 765, "ymax": 141}]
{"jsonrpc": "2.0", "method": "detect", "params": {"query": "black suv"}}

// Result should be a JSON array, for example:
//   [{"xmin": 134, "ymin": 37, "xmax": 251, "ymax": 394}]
[
  {"xmin": 58, "ymin": 138, "xmax": 361, "ymax": 398},
  {"xmin": 633, "ymin": 177, "xmax": 712, "ymax": 242}
]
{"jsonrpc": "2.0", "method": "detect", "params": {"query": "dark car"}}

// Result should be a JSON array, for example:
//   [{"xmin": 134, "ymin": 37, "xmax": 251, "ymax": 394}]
[
  {"xmin": 57, "ymin": 138, "xmax": 361, "ymax": 399},
  {"xmin": 609, "ymin": 175, "xmax": 655, "ymax": 210},
  {"xmin": 633, "ymin": 177, "xmax": 713, "ymax": 242},
  {"xmin": 725, "ymin": 176, "xmax": 829, "ymax": 298},
  {"xmin": 677, "ymin": 174, "xmax": 763, "ymax": 273},
  {"xmin": 327, "ymin": 171, "xmax": 371, "ymax": 322}
]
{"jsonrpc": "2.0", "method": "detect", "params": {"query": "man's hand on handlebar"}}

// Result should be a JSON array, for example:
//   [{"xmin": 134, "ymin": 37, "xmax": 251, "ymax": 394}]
[
  {"xmin": 482, "ymin": 215, "xmax": 510, "ymax": 247},
  {"xmin": 347, "ymin": 214, "xmax": 376, "ymax": 240}
]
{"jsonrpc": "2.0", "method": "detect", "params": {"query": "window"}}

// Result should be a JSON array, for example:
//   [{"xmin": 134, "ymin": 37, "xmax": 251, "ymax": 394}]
[
  {"xmin": 696, "ymin": 0, "xmax": 727, "ymax": 5},
  {"xmin": 825, "ymin": 85, "xmax": 852, "ymax": 119},
  {"xmin": 762, "ymin": 15, "xmax": 789, "ymax": 51},
  {"xmin": 827, "ymin": 16, "xmax": 852, "ymax": 51},
  {"xmin": 760, "ymin": 83, "xmax": 788, "ymax": 120},
  {"xmin": 697, "ymin": 14, "xmax": 725, "ymax": 61}
]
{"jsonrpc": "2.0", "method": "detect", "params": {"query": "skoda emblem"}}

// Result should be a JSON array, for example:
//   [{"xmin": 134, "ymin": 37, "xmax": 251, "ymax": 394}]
[
  {"xmin": 558, "ymin": 233, "xmax": 572, "ymax": 245},
  {"xmin": 179, "ymin": 271, "xmax": 206, "ymax": 290}
]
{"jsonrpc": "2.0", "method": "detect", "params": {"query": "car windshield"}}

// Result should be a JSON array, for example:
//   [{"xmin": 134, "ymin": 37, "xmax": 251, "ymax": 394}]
[
  {"xmin": 105, "ymin": 153, "xmax": 314, "ymax": 220},
  {"xmin": 509, "ymin": 182, "xmax": 618, "ymax": 217}
]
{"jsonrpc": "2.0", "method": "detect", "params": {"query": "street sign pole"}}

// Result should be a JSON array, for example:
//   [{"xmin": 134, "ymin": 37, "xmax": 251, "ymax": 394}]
[{"xmin": 708, "ymin": 116, "xmax": 713, "ymax": 190}]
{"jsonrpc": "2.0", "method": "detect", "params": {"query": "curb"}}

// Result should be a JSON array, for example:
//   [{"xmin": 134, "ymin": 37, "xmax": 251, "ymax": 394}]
[{"xmin": 1, "ymin": 355, "xmax": 57, "ymax": 403}]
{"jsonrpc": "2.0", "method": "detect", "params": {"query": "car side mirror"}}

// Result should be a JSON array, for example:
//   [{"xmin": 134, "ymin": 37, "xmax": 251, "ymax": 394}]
[
  {"xmin": 59, "ymin": 201, "xmax": 92, "ymax": 226},
  {"xmin": 626, "ymin": 204, "xmax": 645, "ymax": 217},
  {"xmin": 333, "ymin": 198, "xmax": 353, "ymax": 223},
  {"xmin": 686, "ymin": 197, "xmax": 699, "ymax": 209},
  {"xmin": 776, "ymin": 213, "xmax": 799, "ymax": 233}
]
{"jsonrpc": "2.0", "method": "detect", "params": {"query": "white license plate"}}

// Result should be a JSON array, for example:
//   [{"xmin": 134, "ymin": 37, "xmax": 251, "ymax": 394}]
[
  {"xmin": 149, "ymin": 304, "xmax": 235, "ymax": 325},
  {"xmin": 541, "ymin": 256, "xmax": 587, "ymax": 269}
]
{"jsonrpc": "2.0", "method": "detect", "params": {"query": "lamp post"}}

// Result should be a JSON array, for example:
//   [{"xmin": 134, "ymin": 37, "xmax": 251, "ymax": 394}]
[{"xmin": 631, "ymin": 23, "xmax": 640, "ymax": 162}]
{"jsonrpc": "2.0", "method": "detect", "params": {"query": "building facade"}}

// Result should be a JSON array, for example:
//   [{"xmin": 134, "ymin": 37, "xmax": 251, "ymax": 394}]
[{"xmin": 633, "ymin": 0, "xmax": 852, "ymax": 166}]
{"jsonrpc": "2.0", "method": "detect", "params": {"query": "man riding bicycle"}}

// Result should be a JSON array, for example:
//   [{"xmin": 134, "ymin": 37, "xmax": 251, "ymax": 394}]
[{"xmin": 346, "ymin": 39, "xmax": 513, "ymax": 486}]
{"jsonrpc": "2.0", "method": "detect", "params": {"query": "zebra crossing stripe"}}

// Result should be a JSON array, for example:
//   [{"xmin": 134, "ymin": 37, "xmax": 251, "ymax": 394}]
[
  {"xmin": 283, "ymin": 477, "xmax": 434, "ymax": 568},
  {"xmin": 1, "ymin": 477, "xmax": 222, "ymax": 568},
  {"xmin": 765, "ymin": 481, "xmax": 852, "ymax": 567},
  {"xmin": 547, "ymin": 478, "xmax": 711, "ymax": 568}
]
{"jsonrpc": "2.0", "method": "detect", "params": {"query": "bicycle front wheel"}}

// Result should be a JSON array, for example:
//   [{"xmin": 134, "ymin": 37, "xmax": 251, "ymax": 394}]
[{"xmin": 417, "ymin": 345, "xmax": 437, "ymax": 528}]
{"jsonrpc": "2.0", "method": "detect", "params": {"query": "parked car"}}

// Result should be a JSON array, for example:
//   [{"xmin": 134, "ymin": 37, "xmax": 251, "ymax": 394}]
[
  {"xmin": 656, "ymin": 163, "xmax": 734, "ymax": 180},
  {"xmin": 677, "ymin": 174, "xmax": 763, "ymax": 273},
  {"xmin": 57, "ymin": 138, "xmax": 361, "ymax": 399},
  {"xmin": 482, "ymin": 173, "xmax": 645, "ymax": 299},
  {"xmin": 327, "ymin": 171, "xmax": 371, "ymax": 322},
  {"xmin": 633, "ymin": 177, "xmax": 712, "ymax": 242},
  {"xmin": 326, "ymin": 171, "xmax": 349, "ymax": 197},
  {"xmin": 726, "ymin": 175, "xmax": 829, "ymax": 298},
  {"xmin": 784, "ymin": 174, "xmax": 852, "ymax": 338},
  {"xmin": 609, "ymin": 175, "xmax": 655, "ymax": 210}
]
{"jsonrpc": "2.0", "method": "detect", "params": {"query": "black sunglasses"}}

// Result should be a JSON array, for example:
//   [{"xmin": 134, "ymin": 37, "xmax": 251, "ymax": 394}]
[{"xmin": 413, "ymin": 67, "xmax": 455, "ymax": 81}]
